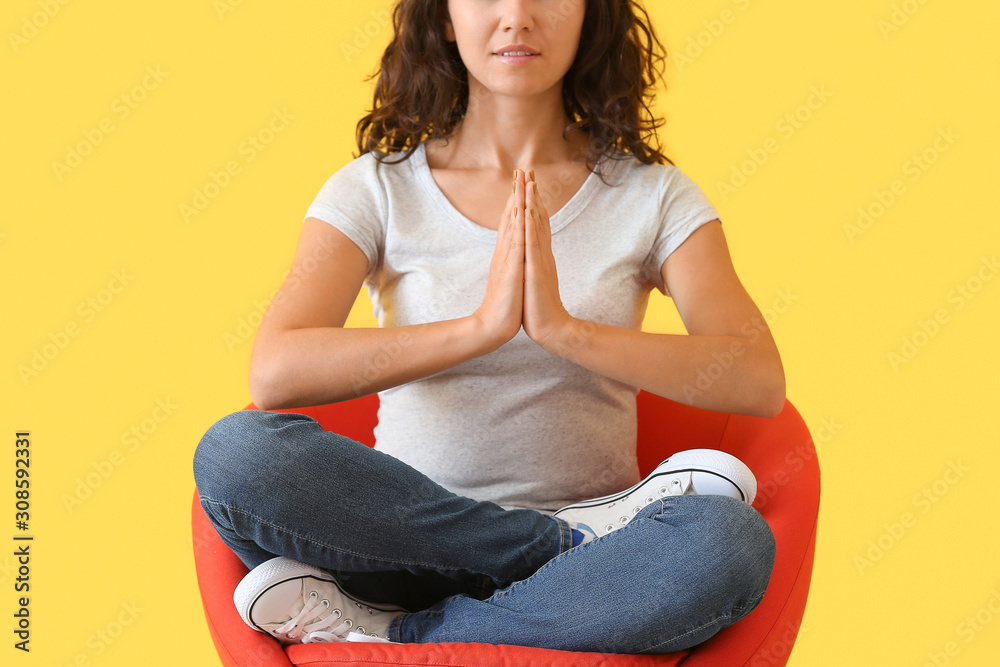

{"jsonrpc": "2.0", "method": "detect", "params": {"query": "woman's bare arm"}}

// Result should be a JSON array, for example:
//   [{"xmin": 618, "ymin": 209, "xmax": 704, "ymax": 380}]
[
  {"xmin": 519, "ymin": 167, "xmax": 784, "ymax": 417},
  {"xmin": 249, "ymin": 208, "xmax": 525, "ymax": 409},
  {"xmin": 541, "ymin": 221, "xmax": 784, "ymax": 417}
]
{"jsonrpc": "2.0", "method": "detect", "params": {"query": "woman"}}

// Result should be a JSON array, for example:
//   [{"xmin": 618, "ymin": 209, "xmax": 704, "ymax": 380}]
[{"xmin": 194, "ymin": 0, "xmax": 783, "ymax": 654}]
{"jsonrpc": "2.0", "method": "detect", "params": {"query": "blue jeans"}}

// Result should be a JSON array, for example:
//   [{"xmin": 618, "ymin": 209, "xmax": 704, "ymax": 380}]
[{"xmin": 193, "ymin": 410, "xmax": 775, "ymax": 654}]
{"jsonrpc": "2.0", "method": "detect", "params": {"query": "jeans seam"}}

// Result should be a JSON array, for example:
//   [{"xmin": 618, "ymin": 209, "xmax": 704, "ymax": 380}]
[
  {"xmin": 642, "ymin": 586, "xmax": 767, "ymax": 654},
  {"xmin": 643, "ymin": 610, "xmax": 734, "ymax": 653},
  {"xmin": 552, "ymin": 515, "xmax": 573, "ymax": 554},
  {"xmin": 198, "ymin": 496, "xmax": 482, "ymax": 575}
]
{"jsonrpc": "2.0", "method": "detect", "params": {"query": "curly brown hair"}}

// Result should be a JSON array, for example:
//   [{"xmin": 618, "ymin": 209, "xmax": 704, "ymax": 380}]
[{"xmin": 354, "ymin": 0, "xmax": 672, "ymax": 174}]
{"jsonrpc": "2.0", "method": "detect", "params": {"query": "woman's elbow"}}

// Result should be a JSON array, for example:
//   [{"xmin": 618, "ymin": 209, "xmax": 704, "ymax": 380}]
[
  {"xmin": 757, "ymin": 388, "xmax": 786, "ymax": 418},
  {"xmin": 248, "ymin": 370, "xmax": 274, "ymax": 411},
  {"xmin": 754, "ymin": 363, "xmax": 786, "ymax": 418},
  {"xmin": 248, "ymin": 354, "xmax": 288, "ymax": 411}
]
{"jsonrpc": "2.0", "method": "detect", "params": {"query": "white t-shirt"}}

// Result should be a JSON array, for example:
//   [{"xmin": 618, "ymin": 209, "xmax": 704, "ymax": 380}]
[{"xmin": 304, "ymin": 142, "xmax": 719, "ymax": 511}]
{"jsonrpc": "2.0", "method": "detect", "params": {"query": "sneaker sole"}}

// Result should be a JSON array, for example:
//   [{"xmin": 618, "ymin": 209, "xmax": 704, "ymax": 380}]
[{"xmin": 554, "ymin": 448, "xmax": 757, "ymax": 514}]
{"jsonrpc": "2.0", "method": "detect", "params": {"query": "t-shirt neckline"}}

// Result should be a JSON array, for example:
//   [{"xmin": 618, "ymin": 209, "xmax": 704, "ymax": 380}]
[{"xmin": 410, "ymin": 141, "xmax": 612, "ymax": 243}]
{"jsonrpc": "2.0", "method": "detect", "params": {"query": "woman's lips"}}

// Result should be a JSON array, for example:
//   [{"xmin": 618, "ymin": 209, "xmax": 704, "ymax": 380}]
[{"xmin": 494, "ymin": 52, "xmax": 540, "ymax": 65}]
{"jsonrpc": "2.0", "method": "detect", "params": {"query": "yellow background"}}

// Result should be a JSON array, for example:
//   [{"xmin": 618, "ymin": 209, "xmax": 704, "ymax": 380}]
[{"xmin": 4, "ymin": 0, "xmax": 998, "ymax": 664}]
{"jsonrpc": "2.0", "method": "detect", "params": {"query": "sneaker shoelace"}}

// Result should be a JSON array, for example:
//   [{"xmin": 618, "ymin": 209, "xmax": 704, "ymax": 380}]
[{"xmin": 273, "ymin": 590, "xmax": 380, "ymax": 643}]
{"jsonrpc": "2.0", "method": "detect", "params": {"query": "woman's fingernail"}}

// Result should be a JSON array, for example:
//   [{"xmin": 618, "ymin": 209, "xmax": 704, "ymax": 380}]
[
  {"xmin": 513, "ymin": 169, "xmax": 518, "ymax": 180},
  {"xmin": 528, "ymin": 170, "xmax": 535, "ymax": 181},
  {"xmin": 532, "ymin": 182, "xmax": 538, "ymax": 196},
  {"xmin": 513, "ymin": 207, "xmax": 518, "ymax": 218},
  {"xmin": 512, "ymin": 181, "xmax": 516, "ymax": 193}
]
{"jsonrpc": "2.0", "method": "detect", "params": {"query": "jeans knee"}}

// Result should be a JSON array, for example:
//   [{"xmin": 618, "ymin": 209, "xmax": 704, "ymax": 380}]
[
  {"xmin": 194, "ymin": 410, "xmax": 238, "ymax": 471},
  {"xmin": 193, "ymin": 410, "xmax": 287, "ymax": 499},
  {"xmin": 736, "ymin": 504, "xmax": 776, "ymax": 601},
  {"xmin": 657, "ymin": 495, "xmax": 775, "ymax": 611},
  {"xmin": 704, "ymin": 497, "xmax": 775, "ymax": 609}
]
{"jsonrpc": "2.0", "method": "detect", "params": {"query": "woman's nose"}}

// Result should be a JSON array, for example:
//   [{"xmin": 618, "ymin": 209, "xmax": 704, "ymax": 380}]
[{"xmin": 499, "ymin": 0, "xmax": 536, "ymax": 33}]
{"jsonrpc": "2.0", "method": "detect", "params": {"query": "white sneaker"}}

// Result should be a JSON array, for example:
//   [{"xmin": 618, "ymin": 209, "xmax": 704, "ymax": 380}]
[
  {"xmin": 553, "ymin": 449, "xmax": 757, "ymax": 539},
  {"xmin": 234, "ymin": 557, "xmax": 403, "ymax": 644}
]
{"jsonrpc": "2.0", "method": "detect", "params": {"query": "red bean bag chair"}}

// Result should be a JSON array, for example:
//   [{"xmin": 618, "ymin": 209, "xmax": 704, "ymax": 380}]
[{"xmin": 192, "ymin": 392, "xmax": 819, "ymax": 666}]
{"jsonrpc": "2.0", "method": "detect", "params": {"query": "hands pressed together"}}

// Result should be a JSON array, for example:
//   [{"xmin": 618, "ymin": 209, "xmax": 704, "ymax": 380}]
[{"xmin": 474, "ymin": 169, "xmax": 576, "ymax": 354}]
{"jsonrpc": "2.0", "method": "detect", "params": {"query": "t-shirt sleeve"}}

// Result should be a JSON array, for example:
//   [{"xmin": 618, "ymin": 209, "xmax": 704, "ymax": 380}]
[
  {"xmin": 303, "ymin": 153, "xmax": 387, "ymax": 276},
  {"xmin": 643, "ymin": 167, "xmax": 721, "ymax": 295}
]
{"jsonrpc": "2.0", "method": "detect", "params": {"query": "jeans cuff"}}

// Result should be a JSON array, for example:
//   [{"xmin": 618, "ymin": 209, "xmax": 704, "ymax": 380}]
[
  {"xmin": 551, "ymin": 514, "xmax": 576, "ymax": 554},
  {"xmin": 388, "ymin": 613, "xmax": 405, "ymax": 643}
]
